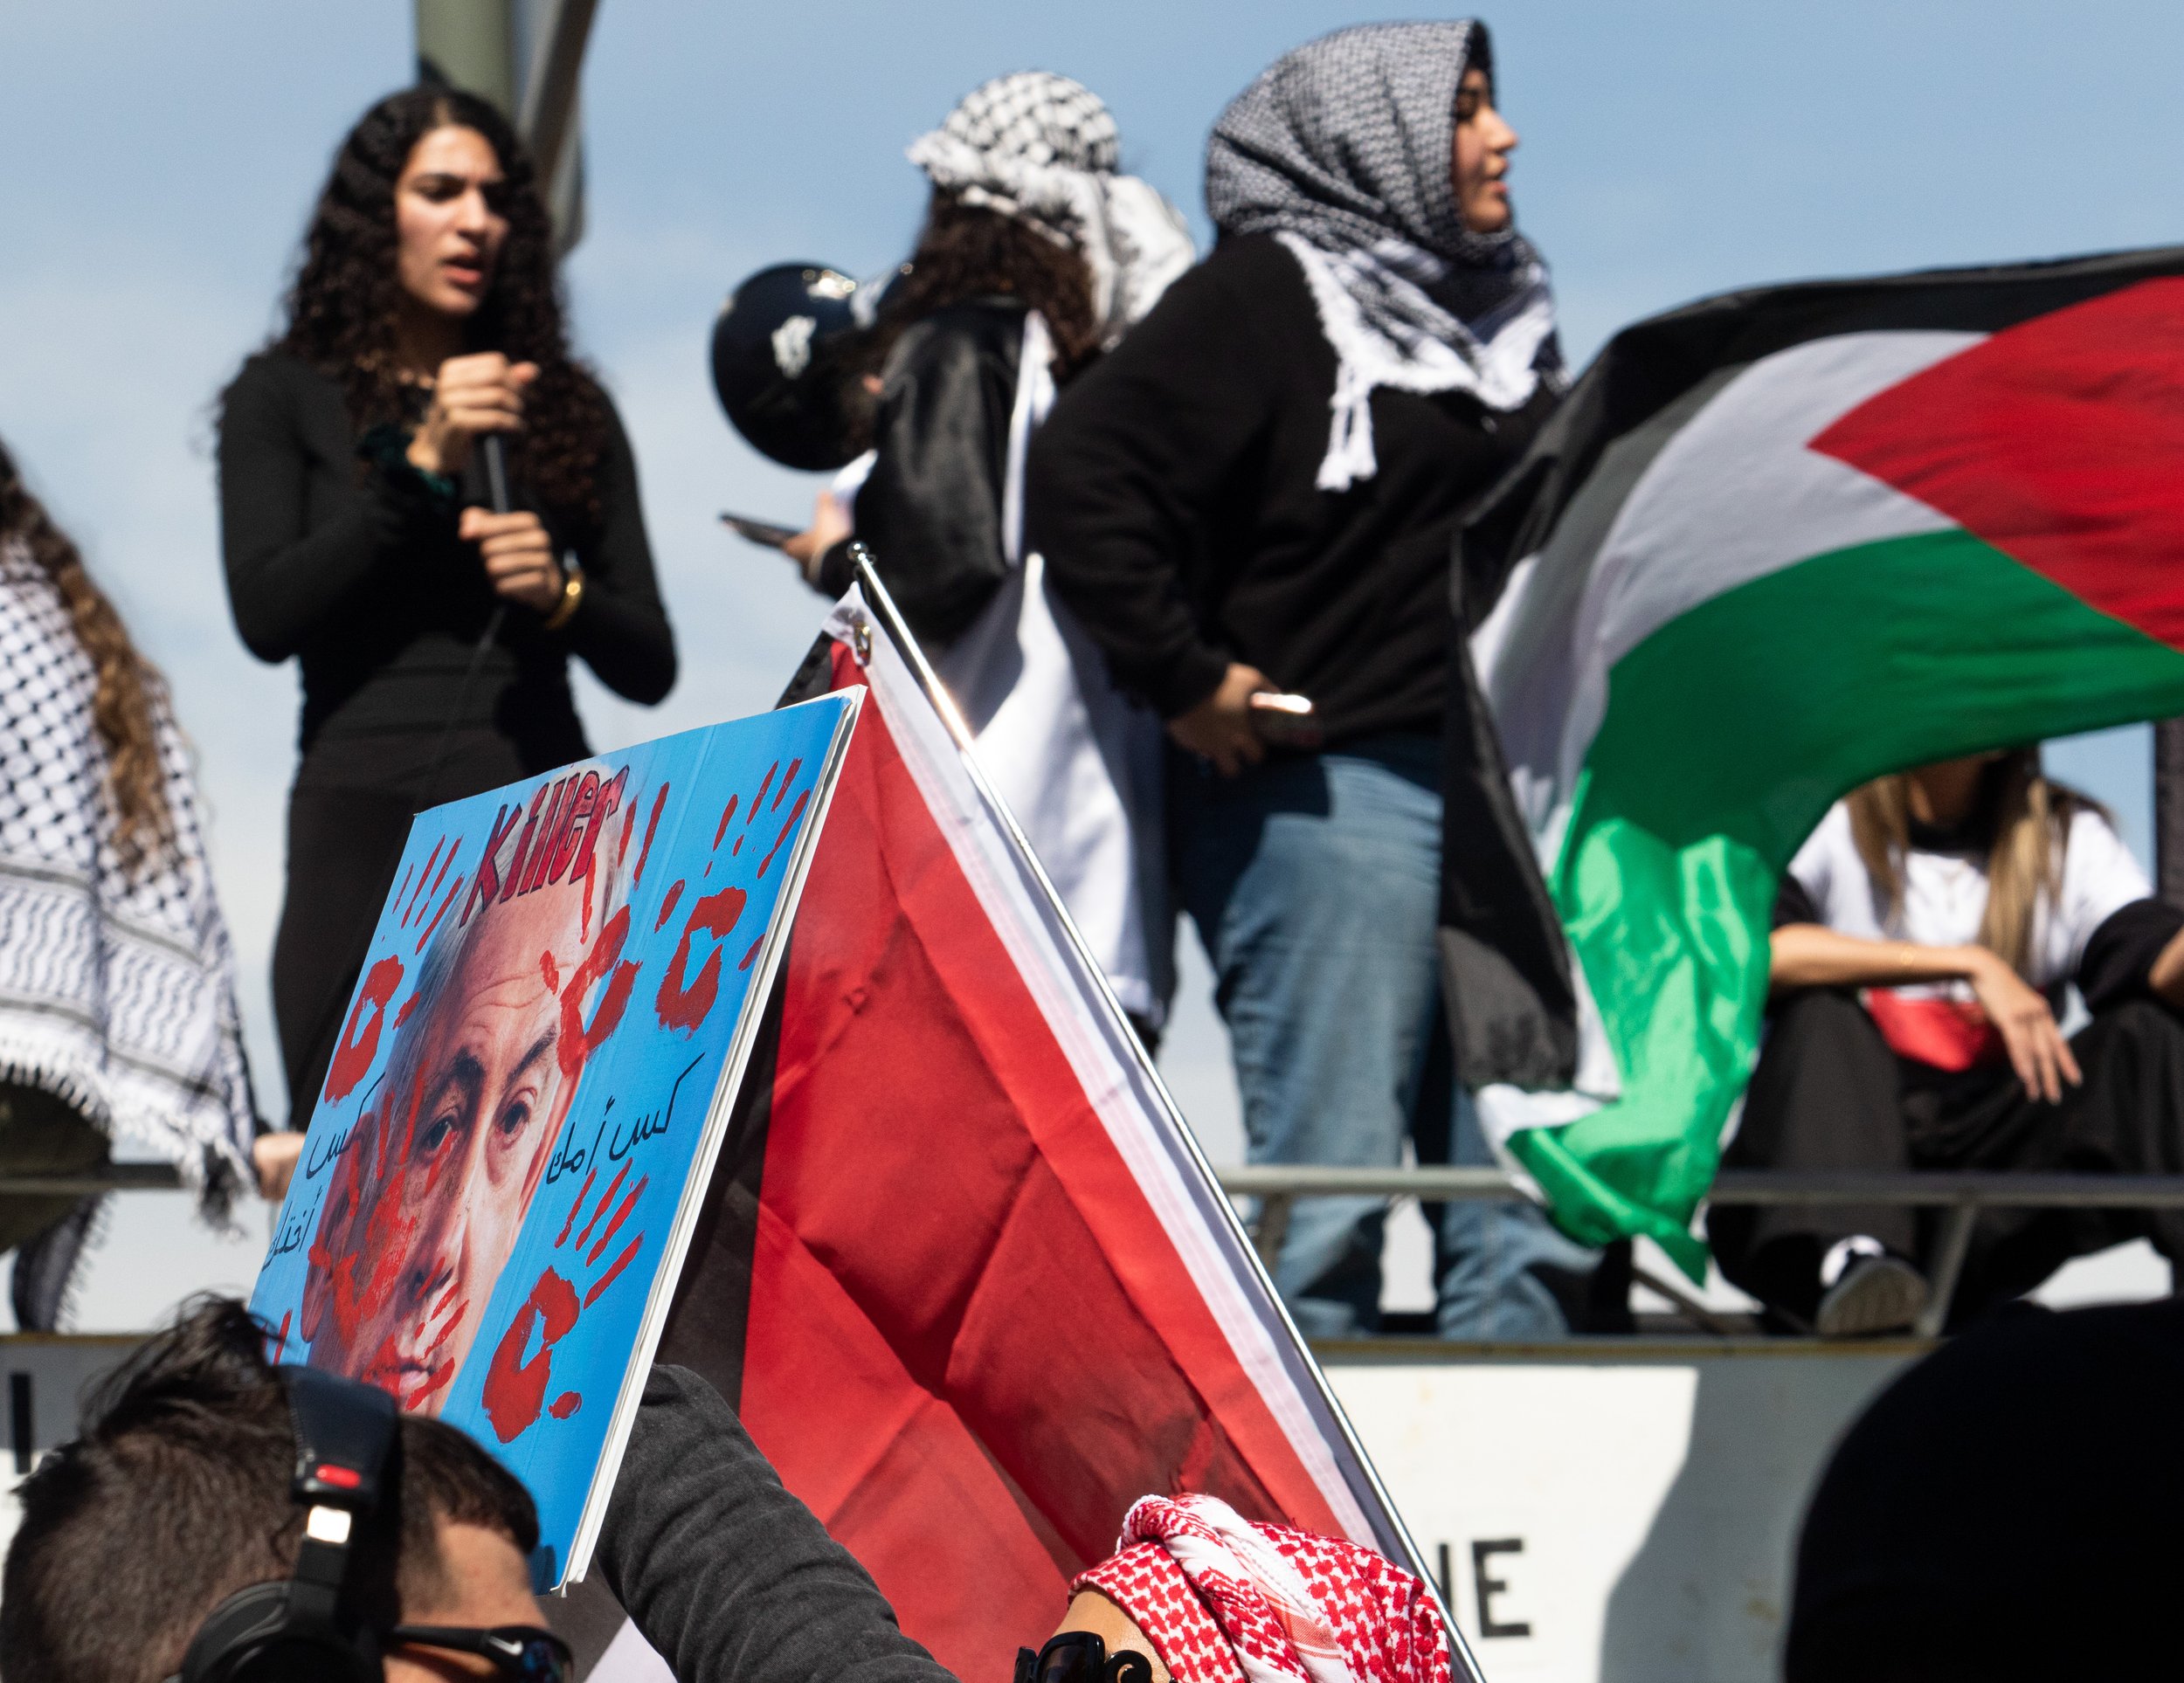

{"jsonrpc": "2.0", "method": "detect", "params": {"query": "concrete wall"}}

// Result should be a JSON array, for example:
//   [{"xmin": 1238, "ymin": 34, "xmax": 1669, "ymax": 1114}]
[{"xmin": 1324, "ymin": 1342, "xmax": 1916, "ymax": 1683}]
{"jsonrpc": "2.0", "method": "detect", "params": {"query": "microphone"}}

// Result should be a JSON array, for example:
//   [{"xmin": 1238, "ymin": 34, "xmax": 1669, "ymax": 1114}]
[{"xmin": 479, "ymin": 432, "xmax": 514, "ymax": 516}]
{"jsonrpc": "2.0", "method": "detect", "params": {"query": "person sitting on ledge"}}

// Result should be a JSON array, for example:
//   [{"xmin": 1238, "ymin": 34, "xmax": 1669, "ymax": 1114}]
[{"xmin": 1710, "ymin": 746, "xmax": 2184, "ymax": 1338}]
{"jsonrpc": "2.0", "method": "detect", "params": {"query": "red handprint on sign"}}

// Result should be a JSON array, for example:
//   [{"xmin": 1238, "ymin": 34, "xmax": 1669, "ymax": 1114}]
[{"xmin": 478, "ymin": 1158, "xmax": 648, "ymax": 1444}]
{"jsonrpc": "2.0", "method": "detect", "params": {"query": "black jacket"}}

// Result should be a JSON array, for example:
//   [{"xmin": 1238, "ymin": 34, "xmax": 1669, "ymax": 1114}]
[
  {"xmin": 816, "ymin": 300, "xmax": 1026, "ymax": 649},
  {"xmin": 218, "ymin": 351, "xmax": 675, "ymax": 760},
  {"xmin": 1026, "ymin": 233, "xmax": 1552, "ymax": 745}
]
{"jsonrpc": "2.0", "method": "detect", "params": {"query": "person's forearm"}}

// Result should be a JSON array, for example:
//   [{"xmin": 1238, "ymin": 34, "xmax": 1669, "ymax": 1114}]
[
  {"xmin": 1769, "ymin": 923, "xmax": 1992, "ymax": 993},
  {"xmin": 569, "ymin": 406, "xmax": 676, "ymax": 704},
  {"xmin": 567, "ymin": 589, "xmax": 675, "ymax": 705},
  {"xmin": 2148, "ymin": 925, "xmax": 2184, "ymax": 1009},
  {"xmin": 1034, "ymin": 539, "xmax": 1231, "ymax": 718},
  {"xmin": 598, "ymin": 1367, "xmax": 957, "ymax": 1683},
  {"xmin": 221, "ymin": 469, "xmax": 417, "ymax": 662}
]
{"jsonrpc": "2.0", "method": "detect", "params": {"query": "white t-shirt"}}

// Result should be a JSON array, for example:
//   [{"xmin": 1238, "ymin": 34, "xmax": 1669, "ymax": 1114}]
[{"xmin": 1785, "ymin": 801, "xmax": 2148, "ymax": 997}]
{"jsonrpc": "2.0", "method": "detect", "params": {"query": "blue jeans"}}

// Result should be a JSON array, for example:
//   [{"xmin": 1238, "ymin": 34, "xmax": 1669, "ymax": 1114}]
[{"xmin": 1171, "ymin": 735, "xmax": 1598, "ymax": 1339}]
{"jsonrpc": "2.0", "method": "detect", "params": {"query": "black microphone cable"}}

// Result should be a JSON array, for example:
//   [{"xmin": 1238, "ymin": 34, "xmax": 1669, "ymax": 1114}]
[
  {"xmin": 419, "ymin": 431, "xmax": 514, "ymax": 810},
  {"xmin": 289, "ymin": 431, "xmax": 522, "ymax": 1128}
]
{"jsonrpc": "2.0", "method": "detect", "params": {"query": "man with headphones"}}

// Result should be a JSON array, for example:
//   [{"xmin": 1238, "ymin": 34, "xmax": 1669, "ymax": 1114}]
[{"xmin": 0, "ymin": 1296, "xmax": 564, "ymax": 1682}]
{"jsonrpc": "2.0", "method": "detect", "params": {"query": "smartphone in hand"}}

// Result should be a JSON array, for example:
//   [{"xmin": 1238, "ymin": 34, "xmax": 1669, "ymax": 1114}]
[
  {"xmin": 1248, "ymin": 692, "xmax": 1322, "ymax": 749},
  {"xmin": 719, "ymin": 512, "xmax": 800, "ymax": 549}
]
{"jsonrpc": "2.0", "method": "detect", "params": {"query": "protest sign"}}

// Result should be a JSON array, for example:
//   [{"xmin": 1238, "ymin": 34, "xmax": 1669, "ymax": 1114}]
[{"xmin": 251, "ymin": 693, "xmax": 860, "ymax": 1586}]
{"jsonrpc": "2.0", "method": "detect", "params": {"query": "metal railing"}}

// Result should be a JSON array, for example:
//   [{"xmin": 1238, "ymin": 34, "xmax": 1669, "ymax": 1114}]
[
  {"xmin": 24, "ymin": 1159, "xmax": 2177, "ymax": 1337},
  {"xmin": 0, "ymin": 1164, "xmax": 184, "ymax": 1197},
  {"xmin": 1216, "ymin": 1164, "xmax": 2184, "ymax": 1338}
]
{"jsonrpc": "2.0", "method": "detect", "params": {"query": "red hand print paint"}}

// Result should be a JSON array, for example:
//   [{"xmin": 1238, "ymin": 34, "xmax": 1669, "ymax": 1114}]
[
  {"xmin": 757, "ymin": 788, "xmax": 809, "ymax": 878},
  {"xmin": 480, "ymin": 1267, "xmax": 579, "ymax": 1443},
  {"xmin": 633, "ymin": 781, "xmax": 669, "ymax": 887},
  {"xmin": 653, "ymin": 887, "xmax": 747, "ymax": 1032},
  {"xmin": 404, "ymin": 837, "xmax": 445, "ymax": 924},
  {"xmin": 323, "ymin": 955, "xmax": 404, "ymax": 1103},
  {"xmin": 557, "ymin": 906, "xmax": 638, "ymax": 1086},
  {"xmin": 414, "ymin": 876, "xmax": 464, "ymax": 955}
]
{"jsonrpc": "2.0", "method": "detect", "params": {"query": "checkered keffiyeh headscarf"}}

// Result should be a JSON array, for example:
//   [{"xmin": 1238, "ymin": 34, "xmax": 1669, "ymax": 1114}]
[
  {"xmin": 0, "ymin": 536, "xmax": 256, "ymax": 1221},
  {"xmin": 908, "ymin": 71, "xmax": 1197, "ymax": 345},
  {"xmin": 1074, "ymin": 1495, "xmax": 1453, "ymax": 1683},
  {"xmin": 1206, "ymin": 22, "xmax": 1562, "ymax": 490}
]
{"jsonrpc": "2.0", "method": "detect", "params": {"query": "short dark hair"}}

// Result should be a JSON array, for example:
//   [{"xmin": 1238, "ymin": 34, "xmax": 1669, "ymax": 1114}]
[{"xmin": 0, "ymin": 1295, "xmax": 537, "ymax": 1683}]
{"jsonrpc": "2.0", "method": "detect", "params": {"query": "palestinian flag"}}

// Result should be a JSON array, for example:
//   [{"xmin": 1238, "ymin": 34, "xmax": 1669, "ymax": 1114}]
[
  {"xmin": 1441, "ymin": 247, "xmax": 2184, "ymax": 1275},
  {"xmin": 577, "ymin": 583, "xmax": 1445, "ymax": 1681}
]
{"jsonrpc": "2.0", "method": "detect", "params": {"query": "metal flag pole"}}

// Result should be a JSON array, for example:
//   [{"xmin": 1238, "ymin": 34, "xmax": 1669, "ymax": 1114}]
[
  {"xmin": 844, "ymin": 545, "xmax": 1489, "ymax": 1683},
  {"xmin": 2157, "ymin": 719, "xmax": 2184, "ymax": 906}
]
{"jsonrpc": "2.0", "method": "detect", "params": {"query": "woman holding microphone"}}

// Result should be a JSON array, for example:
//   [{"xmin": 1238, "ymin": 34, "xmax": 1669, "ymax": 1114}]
[{"xmin": 219, "ymin": 87, "xmax": 674, "ymax": 1126}]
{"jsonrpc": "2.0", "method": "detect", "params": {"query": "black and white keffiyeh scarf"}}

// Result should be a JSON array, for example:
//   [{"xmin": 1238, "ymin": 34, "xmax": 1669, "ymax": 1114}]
[
  {"xmin": 908, "ymin": 71, "xmax": 1198, "ymax": 345},
  {"xmin": 1206, "ymin": 20, "xmax": 1564, "ymax": 491},
  {"xmin": 0, "ymin": 537, "xmax": 256, "ymax": 1220}
]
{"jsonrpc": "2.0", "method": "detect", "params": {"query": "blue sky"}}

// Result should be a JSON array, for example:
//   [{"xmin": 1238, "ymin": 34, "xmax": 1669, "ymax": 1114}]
[{"xmin": 3, "ymin": 0, "xmax": 2181, "ymax": 1323}]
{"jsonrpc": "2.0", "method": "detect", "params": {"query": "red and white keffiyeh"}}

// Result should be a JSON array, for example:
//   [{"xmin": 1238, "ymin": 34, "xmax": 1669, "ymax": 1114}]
[{"xmin": 1073, "ymin": 1494, "xmax": 1451, "ymax": 1683}]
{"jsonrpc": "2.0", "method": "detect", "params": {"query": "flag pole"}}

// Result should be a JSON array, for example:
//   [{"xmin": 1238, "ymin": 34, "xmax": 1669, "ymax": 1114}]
[{"xmin": 845, "ymin": 547, "xmax": 1487, "ymax": 1683}]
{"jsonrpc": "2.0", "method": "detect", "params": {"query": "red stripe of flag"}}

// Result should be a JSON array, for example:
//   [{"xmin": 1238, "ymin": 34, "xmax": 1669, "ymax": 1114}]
[
  {"xmin": 1813, "ymin": 277, "xmax": 2184, "ymax": 649},
  {"xmin": 730, "ymin": 637, "xmax": 1372, "ymax": 1683}
]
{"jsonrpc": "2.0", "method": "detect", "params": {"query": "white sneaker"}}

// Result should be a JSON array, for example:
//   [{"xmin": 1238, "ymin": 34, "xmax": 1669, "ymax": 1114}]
[{"xmin": 1814, "ymin": 1254, "xmax": 1929, "ymax": 1338}]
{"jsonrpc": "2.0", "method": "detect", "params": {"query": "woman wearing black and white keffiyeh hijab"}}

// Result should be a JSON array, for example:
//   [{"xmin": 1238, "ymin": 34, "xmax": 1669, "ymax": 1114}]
[
  {"xmin": 1031, "ymin": 24, "xmax": 1597, "ymax": 1342},
  {"xmin": 1206, "ymin": 19, "xmax": 1563, "ymax": 492},
  {"xmin": 780, "ymin": 71, "xmax": 1196, "ymax": 1038},
  {"xmin": 0, "ymin": 441, "xmax": 259, "ymax": 1328}
]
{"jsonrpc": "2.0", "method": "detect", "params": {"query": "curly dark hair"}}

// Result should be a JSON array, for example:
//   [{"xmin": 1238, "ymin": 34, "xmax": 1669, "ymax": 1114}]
[
  {"xmin": 263, "ymin": 86, "xmax": 607, "ymax": 522},
  {"xmin": 873, "ymin": 191, "xmax": 1102, "ymax": 378},
  {"xmin": 0, "ymin": 438, "xmax": 171, "ymax": 871}
]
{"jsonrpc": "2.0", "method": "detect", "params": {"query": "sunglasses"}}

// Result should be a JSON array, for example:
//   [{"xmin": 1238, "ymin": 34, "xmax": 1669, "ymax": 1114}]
[
  {"xmin": 389, "ymin": 1623, "xmax": 573, "ymax": 1682},
  {"xmin": 1015, "ymin": 1631, "xmax": 1154, "ymax": 1683}
]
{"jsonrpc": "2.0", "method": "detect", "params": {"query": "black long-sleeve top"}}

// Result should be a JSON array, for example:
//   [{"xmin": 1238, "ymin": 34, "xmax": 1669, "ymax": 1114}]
[
  {"xmin": 599, "ymin": 1364, "xmax": 958, "ymax": 1683},
  {"xmin": 1026, "ymin": 232, "xmax": 1552, "ymax": 745},
  {"xmin": 218, "ymin": 351, "xmax": 674, "ymax": 761},
  {"xmin": 814, "ymin": 300, "xmax": 1026, "ymax": 649}
]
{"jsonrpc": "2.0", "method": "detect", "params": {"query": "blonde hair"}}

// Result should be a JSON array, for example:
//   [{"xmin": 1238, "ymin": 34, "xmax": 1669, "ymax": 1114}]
[{"xmin": 1844, "ymin": 748, "xmax": 2103, "ymax": 979}]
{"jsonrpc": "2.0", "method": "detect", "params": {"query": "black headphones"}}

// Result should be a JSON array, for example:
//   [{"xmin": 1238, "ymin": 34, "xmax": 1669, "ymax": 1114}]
[{"xmin": 170, "ymin": 1366, "xmax": 397, "ymax": 1683}]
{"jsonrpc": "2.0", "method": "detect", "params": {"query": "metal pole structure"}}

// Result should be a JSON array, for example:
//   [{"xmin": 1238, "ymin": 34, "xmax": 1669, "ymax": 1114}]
[
  {"xmin": 2155, "ymin": 720, "xmax": 2184, "ymax": 905},
  {"xmin": 517, "ymin": 0, "xmax": 599, "ymax": 227},
  {"xmin": 415, "ymin": 0, "xmax": 516, "ymax": 112},
  {"xmin": 415, "ymin": 0, "xmax": 592, "ymax": 250}
]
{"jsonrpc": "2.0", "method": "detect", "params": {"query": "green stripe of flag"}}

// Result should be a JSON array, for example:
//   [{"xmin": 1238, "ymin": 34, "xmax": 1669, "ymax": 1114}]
[{"xmin": 1518, "ymin": 528, "xmax": 2184, "ymax": 1273}]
